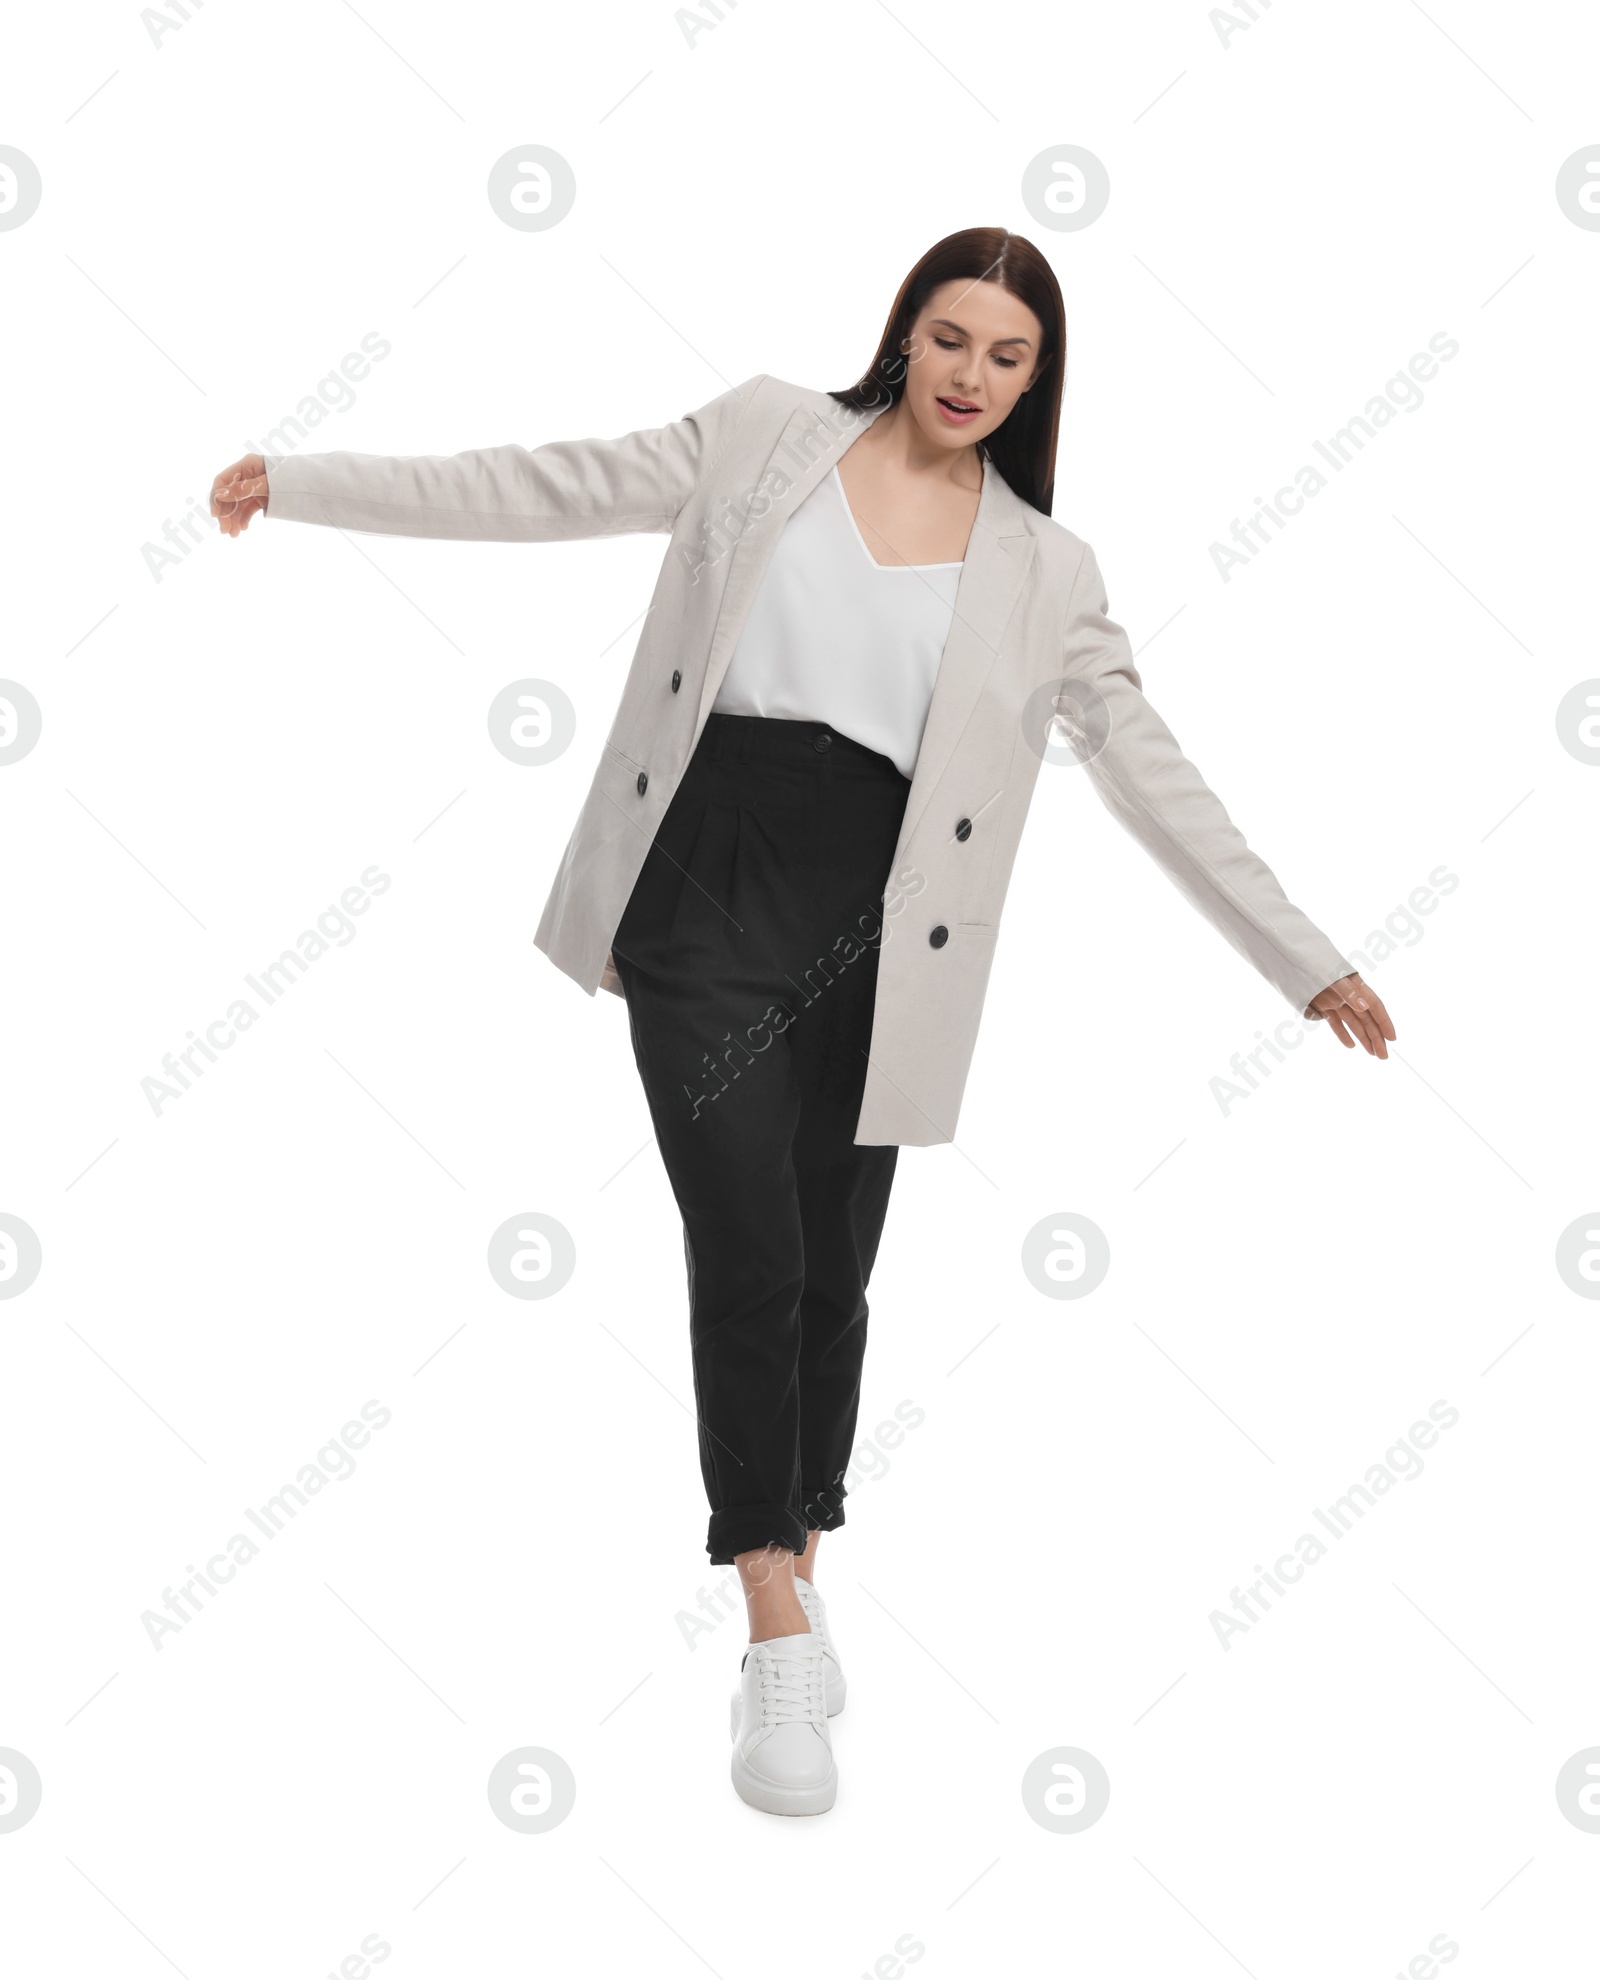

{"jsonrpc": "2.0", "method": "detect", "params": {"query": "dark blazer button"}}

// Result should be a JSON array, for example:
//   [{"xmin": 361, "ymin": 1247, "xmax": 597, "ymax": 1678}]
[
  {"xmin": 636, "ymin": 770, "xmax": 648, "ymax": 795},
  {"xmin": 929, "ymin": 924, "xmax": 949, "ymax": 948},
  {"xmin": 670, "ymin": 670, "xmax": 682, "ymax": 692},
  {"xmin": 814, "ymin": 730, "xmax": 832, "ymax": 752},
  {"xmin": 955, "ymin": 817, "xmax": 972, "ymax": 841}
]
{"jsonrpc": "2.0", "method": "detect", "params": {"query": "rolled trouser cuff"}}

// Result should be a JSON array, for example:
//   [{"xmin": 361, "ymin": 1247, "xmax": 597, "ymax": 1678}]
[
  {"xmin": 797, "ymin": 1484, "xmax": 847, "ymax": 1533},
  {"xmin": 707, "ymin": 1502, "xmax": 809, "ymax": 1566}
]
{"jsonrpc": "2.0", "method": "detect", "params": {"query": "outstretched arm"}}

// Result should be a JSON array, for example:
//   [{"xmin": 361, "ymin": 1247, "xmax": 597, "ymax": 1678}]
[
  {"xmin": 1055, "ymin": 541, "xmax": 1396, "ymax": 1059},
  {"xmin": 210, "ymin": 374, "xmax": 761, "ymax": 543}
]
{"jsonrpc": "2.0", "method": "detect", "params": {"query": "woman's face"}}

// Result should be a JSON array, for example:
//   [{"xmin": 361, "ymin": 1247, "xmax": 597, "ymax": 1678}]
[{"xmin": 894, "ymin": 278, "xmax": 1045, "ymax": 453}]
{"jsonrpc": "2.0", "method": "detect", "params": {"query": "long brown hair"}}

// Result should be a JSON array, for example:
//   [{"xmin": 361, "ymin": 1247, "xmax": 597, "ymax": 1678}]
[{"xmin": 829, "ymin": 228, "xmax": 1066, "ymax": 515}]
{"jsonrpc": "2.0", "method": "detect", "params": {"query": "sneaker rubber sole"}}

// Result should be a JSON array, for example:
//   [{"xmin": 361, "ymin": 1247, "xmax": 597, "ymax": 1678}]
[{"xmin": 729, "ymin": 1731, "xmax": 838, "ymax": 1816}]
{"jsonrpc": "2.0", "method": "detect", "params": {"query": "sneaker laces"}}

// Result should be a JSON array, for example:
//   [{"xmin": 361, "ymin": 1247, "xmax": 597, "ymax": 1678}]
[
  {"xmin": 796, "ymin": 1585, "xmax": 834, "ymax": 1663},
  {"xmin": 753, "ymin": 1643, "xmax": 826, "ymax": 1726}
]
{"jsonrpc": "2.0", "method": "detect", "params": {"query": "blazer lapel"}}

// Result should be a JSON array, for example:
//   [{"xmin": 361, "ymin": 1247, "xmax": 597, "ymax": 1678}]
[
  {"xmin": 898, "ymin": 469, "xmax": 1036, "ymax": 845},
  {"xmin": 693, "ymin": 395, "xmax": 891, "ymax": 732}
]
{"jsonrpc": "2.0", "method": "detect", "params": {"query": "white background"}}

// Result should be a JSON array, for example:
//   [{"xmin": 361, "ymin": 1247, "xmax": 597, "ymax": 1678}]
[{"xmin": 3, "ymin": 1, "xmax": 1597, "ymax": 1974}]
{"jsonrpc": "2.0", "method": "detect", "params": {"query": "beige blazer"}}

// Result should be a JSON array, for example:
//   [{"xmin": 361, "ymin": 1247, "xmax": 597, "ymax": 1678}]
[{"xmin": 263, "ymin": 374, "xmax": 1350, "ymax": 1146}]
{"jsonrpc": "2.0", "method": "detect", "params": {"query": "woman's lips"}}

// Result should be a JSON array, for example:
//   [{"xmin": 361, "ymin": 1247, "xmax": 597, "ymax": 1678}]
[{"xmin": 935, "ymin": 395, "xmax": 982, "ymax": 425}]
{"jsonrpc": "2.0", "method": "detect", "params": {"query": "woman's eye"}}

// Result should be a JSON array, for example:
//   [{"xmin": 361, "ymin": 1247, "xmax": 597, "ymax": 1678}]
[{"xmin": 930, "ymin": 335, "xmax": 1018, "ymax": 368}]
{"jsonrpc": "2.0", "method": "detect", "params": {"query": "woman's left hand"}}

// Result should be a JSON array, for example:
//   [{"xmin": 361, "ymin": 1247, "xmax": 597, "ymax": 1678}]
[{"xmin": 1303, "ymin": 974, "xmax": 1396, "ymax": 1058}]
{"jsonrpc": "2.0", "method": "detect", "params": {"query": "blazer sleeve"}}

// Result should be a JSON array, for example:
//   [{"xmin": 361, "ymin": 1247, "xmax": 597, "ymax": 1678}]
[
  {"xmin": 260, "ymin": 374, "xmax": 761, "ymax": 542},
  {"xmin": 1056, "ymin": 541, "xmax": 1352, "ymax": 1016}
]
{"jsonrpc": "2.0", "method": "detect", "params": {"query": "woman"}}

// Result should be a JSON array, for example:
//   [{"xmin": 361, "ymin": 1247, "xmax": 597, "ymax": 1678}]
[{"xmin": 212, "ymin": 227, "xmax": 1395, "ymax": 1818}]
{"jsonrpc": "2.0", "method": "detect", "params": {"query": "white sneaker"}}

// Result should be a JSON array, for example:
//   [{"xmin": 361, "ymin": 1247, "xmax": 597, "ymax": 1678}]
[
  {"xmin": 728, "ymin": 1631, "xmax": 836, "ymax": 1816},
  {"xmin": 725, "ymin": 1581, "xmax": 847, "ymax": 1725},
  {"xmin": 794, "ymin": 1577, "xmax": 847, "ymax": 1715}
]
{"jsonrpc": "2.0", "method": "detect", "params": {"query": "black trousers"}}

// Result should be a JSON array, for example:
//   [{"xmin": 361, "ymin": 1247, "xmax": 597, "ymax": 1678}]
[{"xmin": 611, "ymin": 712, "xmax": 910, "ymax": 1565}]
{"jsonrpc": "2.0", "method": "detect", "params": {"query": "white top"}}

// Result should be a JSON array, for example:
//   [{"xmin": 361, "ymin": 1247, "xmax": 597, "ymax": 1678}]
[{"xmin": 710, "ymin": 464, "xmax": 964, "ymax": 780}]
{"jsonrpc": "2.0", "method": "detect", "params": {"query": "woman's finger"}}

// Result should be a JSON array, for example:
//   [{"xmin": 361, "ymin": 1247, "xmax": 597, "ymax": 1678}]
[
  {"xmin": 1362, "ymin": 988, "xmax": 1397, "ymax": 1042},
  {"xmin": 214, "ymin": 473, "xmax": 265, "ymax": 513},
  {"xmin": 210, "ymin": 459, "xmax": 267, "ymax": 521},
  {"xmin": 1324, "ymin": 1007, "xmax": 1357, "ymax": 1049},
  {"xmin": 210, "ymin": 459, "xmax": 251, "ymax": 513},
  {"xmin": 1348, "ymin": 979, "xmax": 1394, "ymax": 1037}
]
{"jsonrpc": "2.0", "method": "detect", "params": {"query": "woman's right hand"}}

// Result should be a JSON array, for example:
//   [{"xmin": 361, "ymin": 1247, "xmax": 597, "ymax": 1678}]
[{"xmin": 210, "ymin": 454, "xmax": 269, "ymax": 537}]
